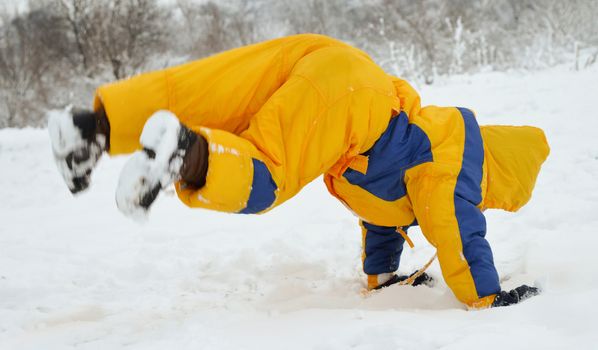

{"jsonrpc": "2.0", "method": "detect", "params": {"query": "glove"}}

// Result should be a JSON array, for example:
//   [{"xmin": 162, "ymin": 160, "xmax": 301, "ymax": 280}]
[
  {"xmin": 373, "ymin": 270, "xmax": 434, "ymax": 290},
  {"xmin": 492, "ymin": 284, "xmax": 540, "ymax": 307},
  {"xmin": 400, "ymin": 270, "xmax": 434, "ymax": 287}
]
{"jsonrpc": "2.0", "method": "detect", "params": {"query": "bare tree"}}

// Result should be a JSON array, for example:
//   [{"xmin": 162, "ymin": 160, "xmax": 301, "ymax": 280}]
[
  {"xmin": 58, "ymin": 0, "xmax": 103, "ymax": 75},
  {"xmin": 0, "ymin": 8, "xmax": 68, "ymax": 127},
  {"xmin": 57, "ymin": 0, "xmax": 171, "ymax": 79},
  {"xmin": 2, "ymin": 0, "xmax": 598, "ymax": 128},
  {"xmin": 176, "ymin": 0, "xmax": 262, "ymax": 58}
]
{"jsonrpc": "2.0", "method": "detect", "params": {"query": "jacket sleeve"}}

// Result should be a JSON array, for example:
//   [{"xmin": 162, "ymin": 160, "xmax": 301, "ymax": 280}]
[
  {"xmin": 405, "ymin": 163, "xmax": 500, "ymax": 308},
  {"xmin": 404, "ymin": 106, "xmax": 502, "ymax": 308},
  {"xmin": 175, "ymin": 126, "xmax": 278, "ymax": 213}
]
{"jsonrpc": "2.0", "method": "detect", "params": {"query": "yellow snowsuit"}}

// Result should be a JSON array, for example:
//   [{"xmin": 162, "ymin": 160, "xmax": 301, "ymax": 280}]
[{"xmin": 93, "ymin": 34, "xmax": 549, "ymax": 308}]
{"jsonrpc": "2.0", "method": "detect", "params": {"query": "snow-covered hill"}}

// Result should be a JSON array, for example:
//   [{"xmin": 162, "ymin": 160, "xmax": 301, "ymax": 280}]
[{"xmin": 1, "ymin": 66, "xmax": 597, "ymax": 349}]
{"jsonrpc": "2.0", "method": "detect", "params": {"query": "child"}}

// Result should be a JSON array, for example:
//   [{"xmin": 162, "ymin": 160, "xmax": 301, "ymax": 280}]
[{"xmin": 48, "ymin": 34, "xmax": 549, "ymax": 309}]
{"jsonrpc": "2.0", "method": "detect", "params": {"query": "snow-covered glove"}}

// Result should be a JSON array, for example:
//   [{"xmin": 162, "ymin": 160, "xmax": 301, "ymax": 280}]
[
  {"xmin": 401, "ymin": 271, "xmax": 434, "ymax": 287},
  {"xmin": 48, "ymin": 106, "xmax": 109, "ymax": 194},
  {"xmin": 115, "ymin": 110, "xmax": 208, "ymax": 220},
  {"xmin": 373, "ymin": 271, "xmax": 434, "ymax": 290},
  {"xmin": 491, "ymin": 285, "xmax": 540, "ymax": 307}
]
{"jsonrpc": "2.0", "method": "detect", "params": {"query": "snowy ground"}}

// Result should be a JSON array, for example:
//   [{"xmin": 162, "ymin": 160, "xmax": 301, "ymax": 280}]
[{"xmin": 1, "ymin": 66, "xmax": 598, "ymax": 349}]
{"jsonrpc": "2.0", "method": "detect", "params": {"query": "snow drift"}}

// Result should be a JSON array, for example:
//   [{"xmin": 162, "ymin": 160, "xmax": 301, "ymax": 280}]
[{"xmin": 1, "ymin": 66, "xmax": 598, "ymax": 349}]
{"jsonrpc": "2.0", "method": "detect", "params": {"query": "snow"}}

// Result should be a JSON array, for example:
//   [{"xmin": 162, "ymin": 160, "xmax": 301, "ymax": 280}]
[
  {"xmin": 116, "ymin": 110, "xmax": 185, "ymax": 220},
  {"xmin": 47, "ymin": 107, "xmax": 106, "ymax": 194},
  {"xmin": 2, "ymin": 65, "xmax": 598, "ymax": 349}
]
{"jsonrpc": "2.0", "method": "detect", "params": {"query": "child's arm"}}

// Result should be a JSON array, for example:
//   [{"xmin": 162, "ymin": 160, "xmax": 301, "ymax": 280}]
[{"xmin": 405, "ymin": 166, "xmax": 501, "ymax": 309}]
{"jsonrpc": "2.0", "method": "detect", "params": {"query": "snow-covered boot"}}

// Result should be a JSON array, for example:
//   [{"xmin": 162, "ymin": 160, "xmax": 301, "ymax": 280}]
[
  {"xmin": 115, "ymin": 110, "xmax": 208, "ymax": 220},
  {"xmin": 48, "ymin": 106, "xmax": 110, "ymax": 194}
]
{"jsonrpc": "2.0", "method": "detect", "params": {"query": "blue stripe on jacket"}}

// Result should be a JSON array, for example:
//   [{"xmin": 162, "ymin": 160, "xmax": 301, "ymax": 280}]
[
  {"xmin": 239, "ymin": 159, "xmax": 277, "ymax": 214},
  {"xmin": 454, "ymin": 107, "xmax": 500, "ymax": 298},
  {"xmin": 343, "ymin": 112, "xmax": 432, "ymax": 201}
]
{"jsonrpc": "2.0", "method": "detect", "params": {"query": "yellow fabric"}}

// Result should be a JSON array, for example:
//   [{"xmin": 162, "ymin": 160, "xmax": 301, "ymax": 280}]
[
  {"xmin": 95, "ymin": 34, "xmax": 352, "ymax": 154},
  {"xmin": 360, "ymin": 220, "xmax": 368, "ymax": 266},
  {"xmin": 347, "ymin": 154, "xmax": 369, "ymax": 175},
  {"xmin": 323, "ymin": 77, "xmax": 423, "ymax": 227},
  {"xmin": 468, "ymin": 295, "xmax": 496, "ymax": 309},
  {"xmin": 94, "ymin": 34, "xmax": 549, "ymax": 307},
  {"xmin": 396, "ymin": 227, "xmax": 414, "ymax": 249},
  {"xmin": 95, "ymin": 34, "xmax": 400, "ymax": 213},
  {"xmin": 392, "ymin": 77, "xmax": 422, "ymax": 119},
  {"xmin": 94, "ymin": 70, "xmax": 170, "ymax": 155},
  {"xmin": 403, "ymin": 107, "xmax": 482, "ymax": 306},
  {"xmin": 175, "ymin": 127, "xmax": 264, "ymax": 213},
  {"xmin": 481, "ymin": 125, "xmax": 550, "ymax": 211},
  {"xmin": 342, "ymin": 104, "xmax": 549, "ymax": 306},
  {"xmin": 324, "ymin": 170, "xmax": 416, "ymax": 227},
  {"xmin": 367, "ymin": 275, "xmax": 380, "ymax": 290}
]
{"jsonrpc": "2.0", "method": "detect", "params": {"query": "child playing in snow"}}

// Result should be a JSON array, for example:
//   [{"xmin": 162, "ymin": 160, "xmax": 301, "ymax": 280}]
[{"xmin": 48, "ymin": 34, "xmax": 549, "ymax": 309}]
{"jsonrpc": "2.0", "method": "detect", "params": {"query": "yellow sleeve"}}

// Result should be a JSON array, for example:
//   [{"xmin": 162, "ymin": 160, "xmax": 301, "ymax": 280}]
[
  {"xmin": 175, "ymin": 126, "xmax": 276, "ymax": 213},
  {"xmin": 405, "ymin": 165, "xmax": 498, "ymax": 309},
  {"xmin": 404, "ymin": 106, "xmax": 503, "ymax": 309}
]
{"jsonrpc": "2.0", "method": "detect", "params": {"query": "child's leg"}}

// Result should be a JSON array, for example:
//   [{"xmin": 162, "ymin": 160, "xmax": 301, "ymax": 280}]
[
  {"xmin": 360, "ymin": 221, "xmax": 406, "ymax": 289},
  {"xmin": 94, "ymin": 34, "xmax": 356, "ymax": 156}
]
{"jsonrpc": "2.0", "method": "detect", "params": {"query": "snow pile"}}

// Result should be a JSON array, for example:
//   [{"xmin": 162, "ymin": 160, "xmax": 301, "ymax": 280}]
[{"xmin": 1, "ymin": 66, "xmax": 598, "ymax": 349}]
